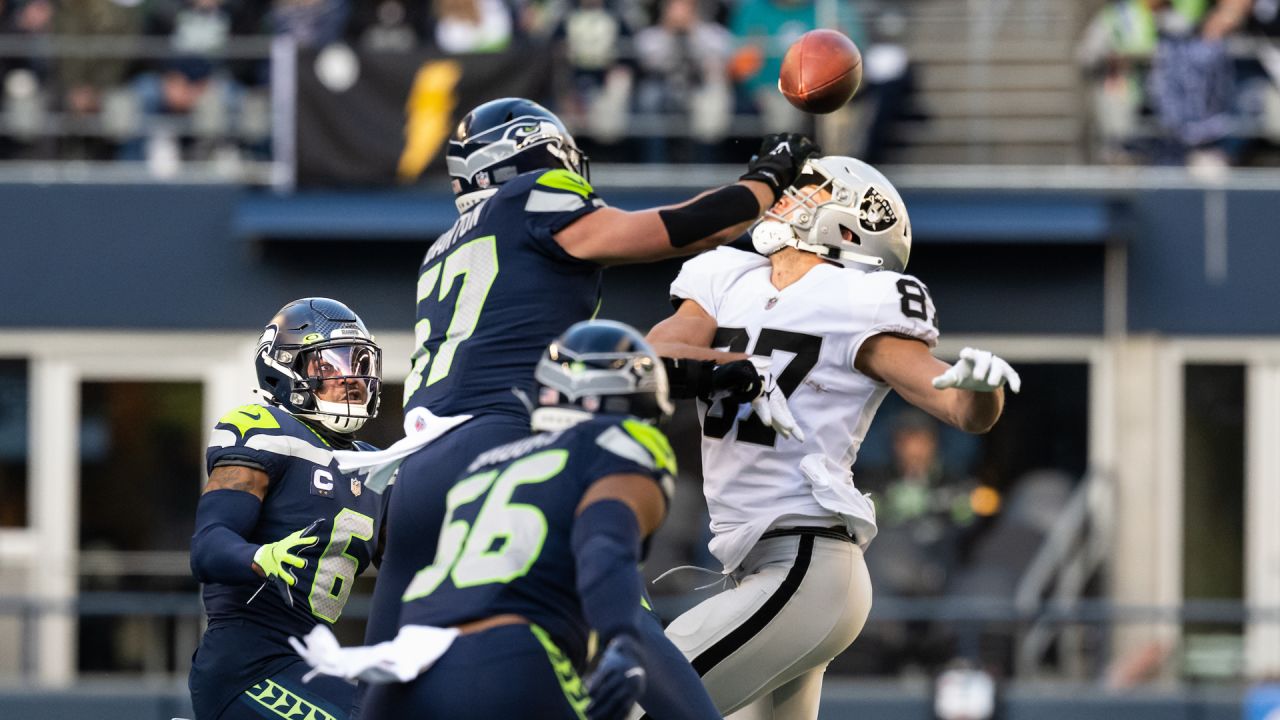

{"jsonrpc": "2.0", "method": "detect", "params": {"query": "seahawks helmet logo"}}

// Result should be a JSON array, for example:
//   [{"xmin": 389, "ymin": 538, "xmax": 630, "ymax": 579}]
[{"xmin": 859, "ymin": 187, "xmax": 898, "ymax": 233}]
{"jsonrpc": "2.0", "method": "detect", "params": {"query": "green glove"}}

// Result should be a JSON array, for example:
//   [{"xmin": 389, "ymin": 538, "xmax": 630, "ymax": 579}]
[{"xmin": 253, "ymin": 525, "xmax": 320, "ymax": 587}]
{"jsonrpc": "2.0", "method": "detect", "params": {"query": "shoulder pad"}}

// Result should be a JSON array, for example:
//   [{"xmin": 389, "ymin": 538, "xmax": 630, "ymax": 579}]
[
  {"xmin": 209, "ymin": 405, "xmax": 334, "ymax": 466},
  {"xmin": 214, "ymin": 404, "xmax": 281, "ymax": 438},
  {"xmin": 534, "ymin": 168, "xmax": 594, "ymax": 198},
  {"xmin": 593, "ymin": 419, "xmax": 677, "ymax": 500}
]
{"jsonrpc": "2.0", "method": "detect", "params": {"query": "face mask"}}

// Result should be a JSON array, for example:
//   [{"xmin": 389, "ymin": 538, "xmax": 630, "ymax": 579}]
[{"xmin": 751, "ymin": 220, "xmax": 796, "ymax": 256}]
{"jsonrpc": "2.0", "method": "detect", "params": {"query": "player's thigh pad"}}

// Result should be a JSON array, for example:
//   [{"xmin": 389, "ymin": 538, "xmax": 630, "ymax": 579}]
[
  {"xmin": 224, "ymin": 660, "xmax": 355, "ymax": 720},
  {"xmin": 662, "ymin": 534, "xmax": 871, "ymax": 716}
]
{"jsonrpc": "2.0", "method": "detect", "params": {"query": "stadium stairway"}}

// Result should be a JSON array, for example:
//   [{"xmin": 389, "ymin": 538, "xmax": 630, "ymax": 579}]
[{"xmin": 883, "ymin": 0, "xmax": 1100, "ymax": 165}]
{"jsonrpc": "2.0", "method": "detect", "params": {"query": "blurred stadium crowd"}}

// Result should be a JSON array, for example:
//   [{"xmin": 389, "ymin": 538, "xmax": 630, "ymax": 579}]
[{"xmin": 2, "ymin": 0, "xmax": 1275, "ymax": 168}]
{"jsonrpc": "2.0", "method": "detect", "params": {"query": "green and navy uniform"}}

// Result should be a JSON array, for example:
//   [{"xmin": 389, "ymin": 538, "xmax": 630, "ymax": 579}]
[
  {"xmin": 361, "ymin": 416, "xmax": 676, "ymax": 719},
  {"xmin": 190, "ymin": 404, "xmax": 386, "ymax": 720},
  {"xmin": 366, "ymin": 168, "xmax": 608, "ymax": 654}
]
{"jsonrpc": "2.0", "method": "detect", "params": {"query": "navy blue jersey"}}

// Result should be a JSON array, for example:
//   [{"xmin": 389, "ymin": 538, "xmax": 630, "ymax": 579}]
[
  {"xmin": 201, "ymin": 404, "xmax": 386, "ymax": 639},
  {"xmin": 403, "ymin": 168, "xmax": 605, "ymax": 419},
  {"xmin": 397, "ymin": 416, "xmax": 676, "ymax": 667}
]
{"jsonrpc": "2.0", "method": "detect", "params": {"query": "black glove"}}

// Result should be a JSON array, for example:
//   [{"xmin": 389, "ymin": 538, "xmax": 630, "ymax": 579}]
[
  {"xmin": 739, "ymin": 133, "xmax": 822, "ymax": 201},
  {"xmin": 586, "ymin": 635, "xmax": 646, "ymax": 720},
  {"xmin": 710, "ymin": 359, "xmax": 763, "ymax": 404}
]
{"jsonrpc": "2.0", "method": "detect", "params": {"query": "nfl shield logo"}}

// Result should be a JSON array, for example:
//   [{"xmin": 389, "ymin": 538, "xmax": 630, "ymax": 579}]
[
  {"xmin": 351, "ymin": 477, "xmax": 363, "ymax": 497},
  {"xmin": 476, "ymin": 171, "xmax": 491, "ymax": 189}
]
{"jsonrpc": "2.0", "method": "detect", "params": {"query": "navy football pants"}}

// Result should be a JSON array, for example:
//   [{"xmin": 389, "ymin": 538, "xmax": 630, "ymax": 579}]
[
  {"xmin": 362, "ymin": 624, "xmax": 588, "ymax": 720},
  {"xmin": 352, "ymin": 414, "xmax": 530, "ymax": 718},
  {"xmin": 190, "ymin": 621, "xmax": 354, "ymax": 720}
]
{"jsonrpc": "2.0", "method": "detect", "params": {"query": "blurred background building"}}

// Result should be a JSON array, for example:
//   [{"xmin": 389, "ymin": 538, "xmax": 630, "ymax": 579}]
[{"xmin": 1, "ymin": 0, "xmax": 1279, "ymax": 718}]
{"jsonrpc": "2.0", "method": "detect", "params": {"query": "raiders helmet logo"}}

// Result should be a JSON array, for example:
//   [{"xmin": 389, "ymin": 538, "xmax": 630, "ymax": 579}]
[{"xmin": 859, "ymin": 187, "xmax": 898, "ymax": 233}]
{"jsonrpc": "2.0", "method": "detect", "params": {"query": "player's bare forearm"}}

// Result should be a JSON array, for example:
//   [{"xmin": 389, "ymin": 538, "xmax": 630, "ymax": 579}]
[
  {"xmin": 647, "ymin": 299, "xmax": 719, "ymax": 350},
  {"xmin": 651, "ymin": 341, "xmax": 747, "ymax": 363},
  {"xmin": 203, "ymin": 464, "xmax": 269, "ymax": 500},
  {"xmin": 942, "ymin": 386, "xmax": 1004, "ymax": 434},
  {"xmin": 857, "ymin": 333, "xmax": 1004, "ymax": 433}
]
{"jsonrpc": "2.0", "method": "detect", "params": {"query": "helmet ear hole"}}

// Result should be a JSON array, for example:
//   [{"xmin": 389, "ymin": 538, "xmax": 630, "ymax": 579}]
[{"xmin": 839, "ymin": 224, "xmax": 862, "ymax": 245}]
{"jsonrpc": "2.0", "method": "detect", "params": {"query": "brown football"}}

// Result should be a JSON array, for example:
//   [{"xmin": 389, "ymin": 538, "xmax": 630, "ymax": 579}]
[{"xmin": 778, "ymin": 29, "xmax": 863, "ymax": 114}]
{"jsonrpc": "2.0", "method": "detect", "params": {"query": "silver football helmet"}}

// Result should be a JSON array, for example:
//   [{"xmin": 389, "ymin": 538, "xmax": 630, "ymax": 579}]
[
  {"xmin": 530, "ymin": 320, "xmax": 673, "ymax": 433},
  {"xmin": 752, "ymin": 156, "xmax": 911, "ymax": 272}
]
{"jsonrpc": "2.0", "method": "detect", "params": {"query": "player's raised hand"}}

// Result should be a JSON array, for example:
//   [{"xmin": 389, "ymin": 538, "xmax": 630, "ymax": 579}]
[
  {"xmin": 253, "ymin": 523, "xmax": 321, "ymax": 587},
  {"xmin": 586, "ymin": 635, "xmax": 646, "ymax": 720},
  {"xmin": 740, "ymin": 133, "xmax": 822, "ymax": 200},
  {"xmin": 931, "ymin": 347, "xmax": 1022, "ymax": 394}
]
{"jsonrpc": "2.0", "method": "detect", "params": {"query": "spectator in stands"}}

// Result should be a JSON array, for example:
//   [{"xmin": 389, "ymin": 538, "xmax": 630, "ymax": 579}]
[
  {"xmin": 271, "ymin": 0, "xmax": 349, "ymax": 48},
  {"xmin": 121, "ymin": 0, "xmax": 261, "ymax": 171},
  {"xmin": 855, "ymin": 409, "xmax": 991, "ymax": 673},
  {"xmin": 426, "ymin": 0, "xmax": 514, "ymax": 53},
  {"xmin": 633, "ymin": 0, "xmax": 732, "ymax": 162},
  {"xmin": 727, "ymin": 0, "xmax": 865, "ymax": 130},
  {"xmin": 54, "ymin": 0, "xmax": 145, "ymax": 159},
  {"xmin": 347, "ymin": 0, "xmax": 425, "ymax": 52},
  {"xmin": 1077, "ymin": 0, "xmax": 1160, "ymax": 163},
  {"xmin": 550, "ymin": 0, "xmax": 633, "ymax": 145},
  {"xmin": 1147, "ymin": 0, "xmax": 1253, "ymax": 169},
  {"xmin": 0, "ymin": 0, "xmax": 56, "ymax": 159}
]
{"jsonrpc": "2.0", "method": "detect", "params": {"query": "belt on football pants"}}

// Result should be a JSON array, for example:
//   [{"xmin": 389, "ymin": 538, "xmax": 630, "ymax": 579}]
[{"xmin": 759, "ymin": 525, "xmax": 857, "ymax": 545}]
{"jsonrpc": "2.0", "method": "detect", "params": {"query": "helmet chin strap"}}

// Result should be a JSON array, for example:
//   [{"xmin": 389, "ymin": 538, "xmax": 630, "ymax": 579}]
[
  {"xmin": 311, "ymin": 398, "xmax": 371, "ymax": 434},
  {"xmin": 455, "ymin": 188, "xmax": 498, "ymax": 212},
  {"xmin": 751, "ymin": 220, "xmax": 796, "ymax": 256},
  {"xmin": 752, "ymin": 220, "xmax": 886, "ymax": 271}
]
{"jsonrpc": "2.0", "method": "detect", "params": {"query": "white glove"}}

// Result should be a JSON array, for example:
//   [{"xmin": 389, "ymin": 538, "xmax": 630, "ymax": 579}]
[
  {"xmin": 289, "ymin": 624, "xmax": 459, "ymax": 684},
  {"xmin": 931, "ymin": 347, "xmax": 1021, "ymax": 394},
  {"xmin": 748, "ymin": 357, "xmax": 806, "ymax": 442}
]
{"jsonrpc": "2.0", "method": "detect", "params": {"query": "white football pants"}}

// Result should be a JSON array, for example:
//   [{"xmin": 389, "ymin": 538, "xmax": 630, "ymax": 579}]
[{"xmin": 636, "ymin": 530, "xmax": 872, "ymax": 720}]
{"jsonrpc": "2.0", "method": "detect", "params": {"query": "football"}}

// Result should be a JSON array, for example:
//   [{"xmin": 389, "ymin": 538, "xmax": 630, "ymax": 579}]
[{"xmin": 778, "ymin": 29, "xmax": 863, "ymax": 114}]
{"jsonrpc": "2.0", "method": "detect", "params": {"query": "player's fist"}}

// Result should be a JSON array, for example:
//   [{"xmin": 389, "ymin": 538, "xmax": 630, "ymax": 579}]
[
  {"xmin": 709, "ymin": 359, "xmax": 763, "ymax": 404},
  {"xmin": 253, "ymin": 523, "xmax": 321, "ymax": 586},
  {"xmin": 931, "ymin": 347, "xmax": 1022, "ymax": 394},
  {"xmin": 739, "ymin": 133, "xmax": 821, "ymax": 200},
  {"xmin": 586, "ymin": 635, "xmax": 646, "ymax": 720}
]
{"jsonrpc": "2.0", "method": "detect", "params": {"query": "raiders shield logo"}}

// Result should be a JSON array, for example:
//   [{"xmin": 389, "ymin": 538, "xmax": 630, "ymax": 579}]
[
  {"xmin": 859, "ymin": 187, "xmax": 898, "ymax": 232},
  {"xmin": 351, "ymin": 477, "xmax": 363, "ymax": 497}
]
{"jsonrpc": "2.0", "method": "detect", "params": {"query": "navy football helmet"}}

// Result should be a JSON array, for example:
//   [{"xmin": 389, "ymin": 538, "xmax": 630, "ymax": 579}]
[
  {"xmin": 447, "ymin": 97, "xmax": 588, "ymax": 210},
  {"xmin": 255, "ymin": 298, "xmax": 382, "ymax": 434},
  {"xmin": 532, "ymin": 320, "xmax": 673, "ymax": 432}
]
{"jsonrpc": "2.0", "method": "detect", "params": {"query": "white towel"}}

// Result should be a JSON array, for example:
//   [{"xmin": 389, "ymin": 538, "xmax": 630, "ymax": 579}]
[
  {"xmin": 289, "ymin": 624, "xmax": 459, "ymax": 685},
  {"xmin": 332, "ymin": 408, "xmax": 473, "ymax": 493}
]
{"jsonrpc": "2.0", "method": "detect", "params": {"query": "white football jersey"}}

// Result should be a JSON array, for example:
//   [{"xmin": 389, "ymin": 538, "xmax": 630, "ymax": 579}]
[{"xmin": 672, "ymin": 247, "xmax": 939, "ymax": 572}]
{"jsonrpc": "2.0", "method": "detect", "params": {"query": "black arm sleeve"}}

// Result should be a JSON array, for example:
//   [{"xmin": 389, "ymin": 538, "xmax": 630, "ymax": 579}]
[
  {"xmin": 660, "ymin": 357, "xmax": 717, "ymax": 399},
  {"xmin": 657, "ymin": 184, "xmax": 761, "ymax": 248}
]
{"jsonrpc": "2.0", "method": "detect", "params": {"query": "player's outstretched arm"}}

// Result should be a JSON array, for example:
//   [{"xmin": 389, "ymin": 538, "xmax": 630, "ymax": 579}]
[
  {"xmin": 856, "ymin": 335, "xmax": 1019, "ymax": 434},
  {"xmin": 555, "ymin": 134, "xmax": 819, "ymax": 266},
  {"xmin": 647, "ymin": 299, "xmax": 743, "ymax": 363},
  {"xmin": 190, "ymin": 465, "xmax": 270, "ymax": 584},
  {"xmin": 573, "ymin": 474, "xmax": 666, "ymax": 720}
]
